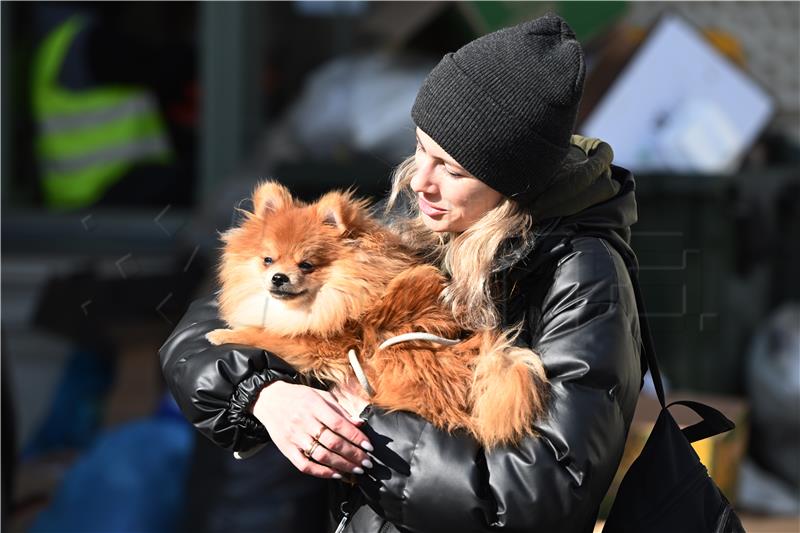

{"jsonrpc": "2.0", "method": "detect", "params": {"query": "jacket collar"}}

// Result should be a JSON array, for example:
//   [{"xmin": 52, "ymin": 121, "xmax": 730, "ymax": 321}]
[{"xmin": 501, "ymin": 164, "xmax": 639, "ymax": 286}]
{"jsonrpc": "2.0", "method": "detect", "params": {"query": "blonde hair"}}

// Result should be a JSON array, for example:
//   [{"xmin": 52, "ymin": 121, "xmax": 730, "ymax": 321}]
[{"xmin": 386, "ymin": 155, "xmax": 535, "ymax": 331}]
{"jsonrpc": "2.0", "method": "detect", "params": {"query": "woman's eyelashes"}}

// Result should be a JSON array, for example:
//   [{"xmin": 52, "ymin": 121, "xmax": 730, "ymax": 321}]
[
  {"xmin": 444, "ymin": 166, "xmax": 464, "ymax": 177},
  {"xmin": 416, "ymin": 137, "xmax": 463, "ymax": 177}
]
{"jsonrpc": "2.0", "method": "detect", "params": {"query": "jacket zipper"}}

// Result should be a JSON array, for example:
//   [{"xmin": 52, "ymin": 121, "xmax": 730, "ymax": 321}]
[
  {"xmin": 333, "ymin": 500, "xmax": 350, "ymax": 533},
  {"xmin": 333, "ymin": 500, "xmax": 351, "ymax": 533}
]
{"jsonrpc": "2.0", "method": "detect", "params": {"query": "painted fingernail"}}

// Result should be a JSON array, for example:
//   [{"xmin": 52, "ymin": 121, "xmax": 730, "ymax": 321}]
[
  {"xmin": 361, "ymin": 441, "xmax": 374, "ymax": 452},
  {"xmin": 362, "ymin": 459, "xmax": 373, "ymax": 469},
  {"xmin": 332, "ymin": 473, "xmax": 343, "ymax": 479},
  {"xmin": 352, "ymin": 467, "xmax": 365, "ymax": 475}
]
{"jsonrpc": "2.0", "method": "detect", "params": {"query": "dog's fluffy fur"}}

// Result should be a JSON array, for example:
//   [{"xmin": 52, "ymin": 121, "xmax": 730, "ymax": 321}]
[{"xmin": 206, "ymin": 181, "xmax": 548, "ymax": 447}]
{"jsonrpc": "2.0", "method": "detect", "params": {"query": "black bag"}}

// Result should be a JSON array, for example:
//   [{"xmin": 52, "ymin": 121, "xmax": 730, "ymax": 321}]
[{"xmin": 603, "ymin": 261, "xmax": 746, "ymax": 533}]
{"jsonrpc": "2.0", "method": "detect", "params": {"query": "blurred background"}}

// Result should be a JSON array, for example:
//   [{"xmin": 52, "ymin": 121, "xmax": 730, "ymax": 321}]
[{"xmin": 1, "ymin": 1, "xmax": 798, "ymax": 532}]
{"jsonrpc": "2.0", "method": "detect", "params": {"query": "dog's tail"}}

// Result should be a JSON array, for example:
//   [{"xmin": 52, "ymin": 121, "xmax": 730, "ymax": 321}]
[{"xmin": 469, "ymin": 328, "xmax": 548, "ymax": 448}]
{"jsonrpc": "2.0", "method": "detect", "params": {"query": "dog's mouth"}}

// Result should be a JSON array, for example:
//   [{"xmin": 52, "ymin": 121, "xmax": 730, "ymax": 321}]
[{"xmin": 269, "ymin": 289, "xmax": 307, "ymax": 300}]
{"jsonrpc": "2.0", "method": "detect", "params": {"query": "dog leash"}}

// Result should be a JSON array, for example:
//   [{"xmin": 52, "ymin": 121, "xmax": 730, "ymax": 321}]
[
  {"xmin": 378, "ymin": 332, "xmax": 461, "ymax": 349},
  {"xmin": 347, "ymin": 349, "xmax": 375, "ymax": 397},
  {"xmin": 348, "ymin": 333, "xmax": 462, "ymax": 396}
]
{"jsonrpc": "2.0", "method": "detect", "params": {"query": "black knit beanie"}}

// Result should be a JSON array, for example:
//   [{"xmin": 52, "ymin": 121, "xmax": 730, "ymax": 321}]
[{"xmin": 411, "ymin": 13, "xmax": 586, "ymax": 206}]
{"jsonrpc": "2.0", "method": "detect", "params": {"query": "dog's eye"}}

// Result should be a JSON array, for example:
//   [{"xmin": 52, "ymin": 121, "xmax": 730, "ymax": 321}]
[
  {"xmin": 263, "ymin": 257, "xmax": 273, "ymax": 265},
  {"xmin": 298, "ymin": 261, "xmax": 314, "ymax": 272}
]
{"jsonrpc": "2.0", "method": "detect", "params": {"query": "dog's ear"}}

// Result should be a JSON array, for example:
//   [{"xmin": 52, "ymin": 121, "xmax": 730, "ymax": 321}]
[
  {"xmin": 316, "ymin": 190, "xmax": 372, "ymax": 235},
  {"xmin": 252, "ymin": 181, "xmax": 294, "ymax": 217}
]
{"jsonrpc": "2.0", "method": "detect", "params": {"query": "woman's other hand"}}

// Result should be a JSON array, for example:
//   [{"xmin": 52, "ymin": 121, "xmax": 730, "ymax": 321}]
[
  {"xmin": 330, "ymin": 374, "xmax": 371, "ymax": 420},
  {"xmin": 253, "ymin": 381, "xmax": 374, "ymax": 479}
]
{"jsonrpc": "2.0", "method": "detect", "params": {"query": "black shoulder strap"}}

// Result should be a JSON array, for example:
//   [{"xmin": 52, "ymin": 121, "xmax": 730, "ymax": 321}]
[
  {"xmin": 579, "ymin": 232, "xmax": 735, "ymax": 442},
  {"xmin": 667, "ymin": 400, "xmax": 735, "ymax": 443},
  {"xmin": 627, "ymin": 259, "xmax": 668, "ymax": 407},
  {"xmin": 574, "ymin": 232, "xmax": 665, "ymax": 404}
]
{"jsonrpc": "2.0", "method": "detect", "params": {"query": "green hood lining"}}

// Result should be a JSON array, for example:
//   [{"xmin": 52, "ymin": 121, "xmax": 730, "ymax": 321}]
[{"xmin": 529, "ymin": 134, "xmax": 620, "ymax": 221}]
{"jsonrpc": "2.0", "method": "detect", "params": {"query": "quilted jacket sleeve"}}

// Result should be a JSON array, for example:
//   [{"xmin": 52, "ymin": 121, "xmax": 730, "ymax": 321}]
[
  {"xmin": 355, "ymin": 237, "xmax": 643, "ymax": 532},
  {"xmin": 158, "ymin": 294, "xmax": 303, "ymax": 454}
]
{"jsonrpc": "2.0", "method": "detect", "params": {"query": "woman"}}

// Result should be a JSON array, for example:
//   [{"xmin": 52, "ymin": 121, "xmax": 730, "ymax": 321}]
[{"xmin": 160, "ymin": 14, "xmax": 644, "ymax": 533}]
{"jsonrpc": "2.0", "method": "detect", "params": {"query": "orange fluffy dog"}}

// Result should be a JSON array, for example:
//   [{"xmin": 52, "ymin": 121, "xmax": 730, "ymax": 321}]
[{"xmin": 206, "ymin": 181, "xmax": 547, "ymax": 447}]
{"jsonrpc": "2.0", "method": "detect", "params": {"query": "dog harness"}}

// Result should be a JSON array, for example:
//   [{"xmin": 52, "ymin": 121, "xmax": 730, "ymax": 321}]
[
  {"xmin": 233, "ymin": 333, "xmax": 461, "ymax": 461},
  {"xmin": 348, "ymin": 333, "xmax": 462, "ymax": 396}
]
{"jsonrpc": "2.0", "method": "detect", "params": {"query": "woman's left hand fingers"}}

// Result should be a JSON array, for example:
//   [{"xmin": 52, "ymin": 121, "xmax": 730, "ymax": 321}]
[{"xmin": 311, "ymin": 426, "xmax": 374, "ymax": 473}]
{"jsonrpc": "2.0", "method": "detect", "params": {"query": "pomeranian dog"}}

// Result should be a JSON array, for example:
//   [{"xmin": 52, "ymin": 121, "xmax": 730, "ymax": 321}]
[{"xmin": 206, "ymin": 181, "xmax": 547, "ymax": 447}]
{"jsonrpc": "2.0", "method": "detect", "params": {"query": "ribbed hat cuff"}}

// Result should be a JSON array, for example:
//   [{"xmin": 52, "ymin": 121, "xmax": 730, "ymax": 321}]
[{"xmin": 412, "ymin": 54, "xmax": 570, "ymax": 205}]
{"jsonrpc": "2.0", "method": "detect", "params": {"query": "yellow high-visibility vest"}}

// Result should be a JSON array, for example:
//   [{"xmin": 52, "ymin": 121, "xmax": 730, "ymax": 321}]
[{"xmin": 32, "ymin": 15, "xmax": 172, "ymax": 209}]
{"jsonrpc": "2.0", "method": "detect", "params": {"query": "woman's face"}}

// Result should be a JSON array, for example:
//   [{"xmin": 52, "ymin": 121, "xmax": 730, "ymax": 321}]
[{"xmin": 411, "ymin": 128, "xmax": 504, "ymax": 233}]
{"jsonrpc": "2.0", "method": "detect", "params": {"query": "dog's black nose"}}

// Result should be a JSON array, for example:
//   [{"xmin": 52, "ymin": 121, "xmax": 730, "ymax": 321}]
[{"xmin": 272, "ymin": 273, "xmax": 289, "ymax": 287}]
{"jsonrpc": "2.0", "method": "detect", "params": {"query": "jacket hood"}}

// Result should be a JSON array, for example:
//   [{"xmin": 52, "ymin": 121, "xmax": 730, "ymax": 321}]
[
  {"xmin": 495, "ymin": 135, "xmax": 638, "ymax": 275},
  {"xmin": 530, "ymin": 135, "xmax": 626, "ymax": 221},
  {"xmin": 553, "ymin": 136, "xmax": 638, "ymax": 249}
]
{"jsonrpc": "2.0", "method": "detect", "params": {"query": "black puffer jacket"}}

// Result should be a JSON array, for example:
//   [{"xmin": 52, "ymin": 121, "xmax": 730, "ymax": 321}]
[{"xmin": 160, "ymin": 165, "xmax": 645, "ymax": 533}]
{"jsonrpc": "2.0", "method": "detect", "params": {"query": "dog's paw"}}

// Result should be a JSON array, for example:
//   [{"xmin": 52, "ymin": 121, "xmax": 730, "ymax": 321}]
[{"xmin": 206, "ymin": 329, "xmax": 233, "ymax": 346}]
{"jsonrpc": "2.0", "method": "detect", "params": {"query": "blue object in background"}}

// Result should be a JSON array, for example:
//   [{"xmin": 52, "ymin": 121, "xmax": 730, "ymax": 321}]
[
  {"xmin": 30, "ymin": 393, "xmax": 194, "ymax": 533},
  {"xmin": 22, "ymin": 347, "xmax": 115, "ymax": 459}
]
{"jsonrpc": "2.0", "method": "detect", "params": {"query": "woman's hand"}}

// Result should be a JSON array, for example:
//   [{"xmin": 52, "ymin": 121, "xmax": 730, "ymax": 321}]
[{"xmin": 253, "ymin": 381, "xmax": 374, "ymax": 479}]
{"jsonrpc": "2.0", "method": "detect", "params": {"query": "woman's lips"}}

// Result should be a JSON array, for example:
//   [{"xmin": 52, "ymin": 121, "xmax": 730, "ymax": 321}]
[{"xmin": 418, "ymin": 196, "xmax": 448, "ymax": 217}]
